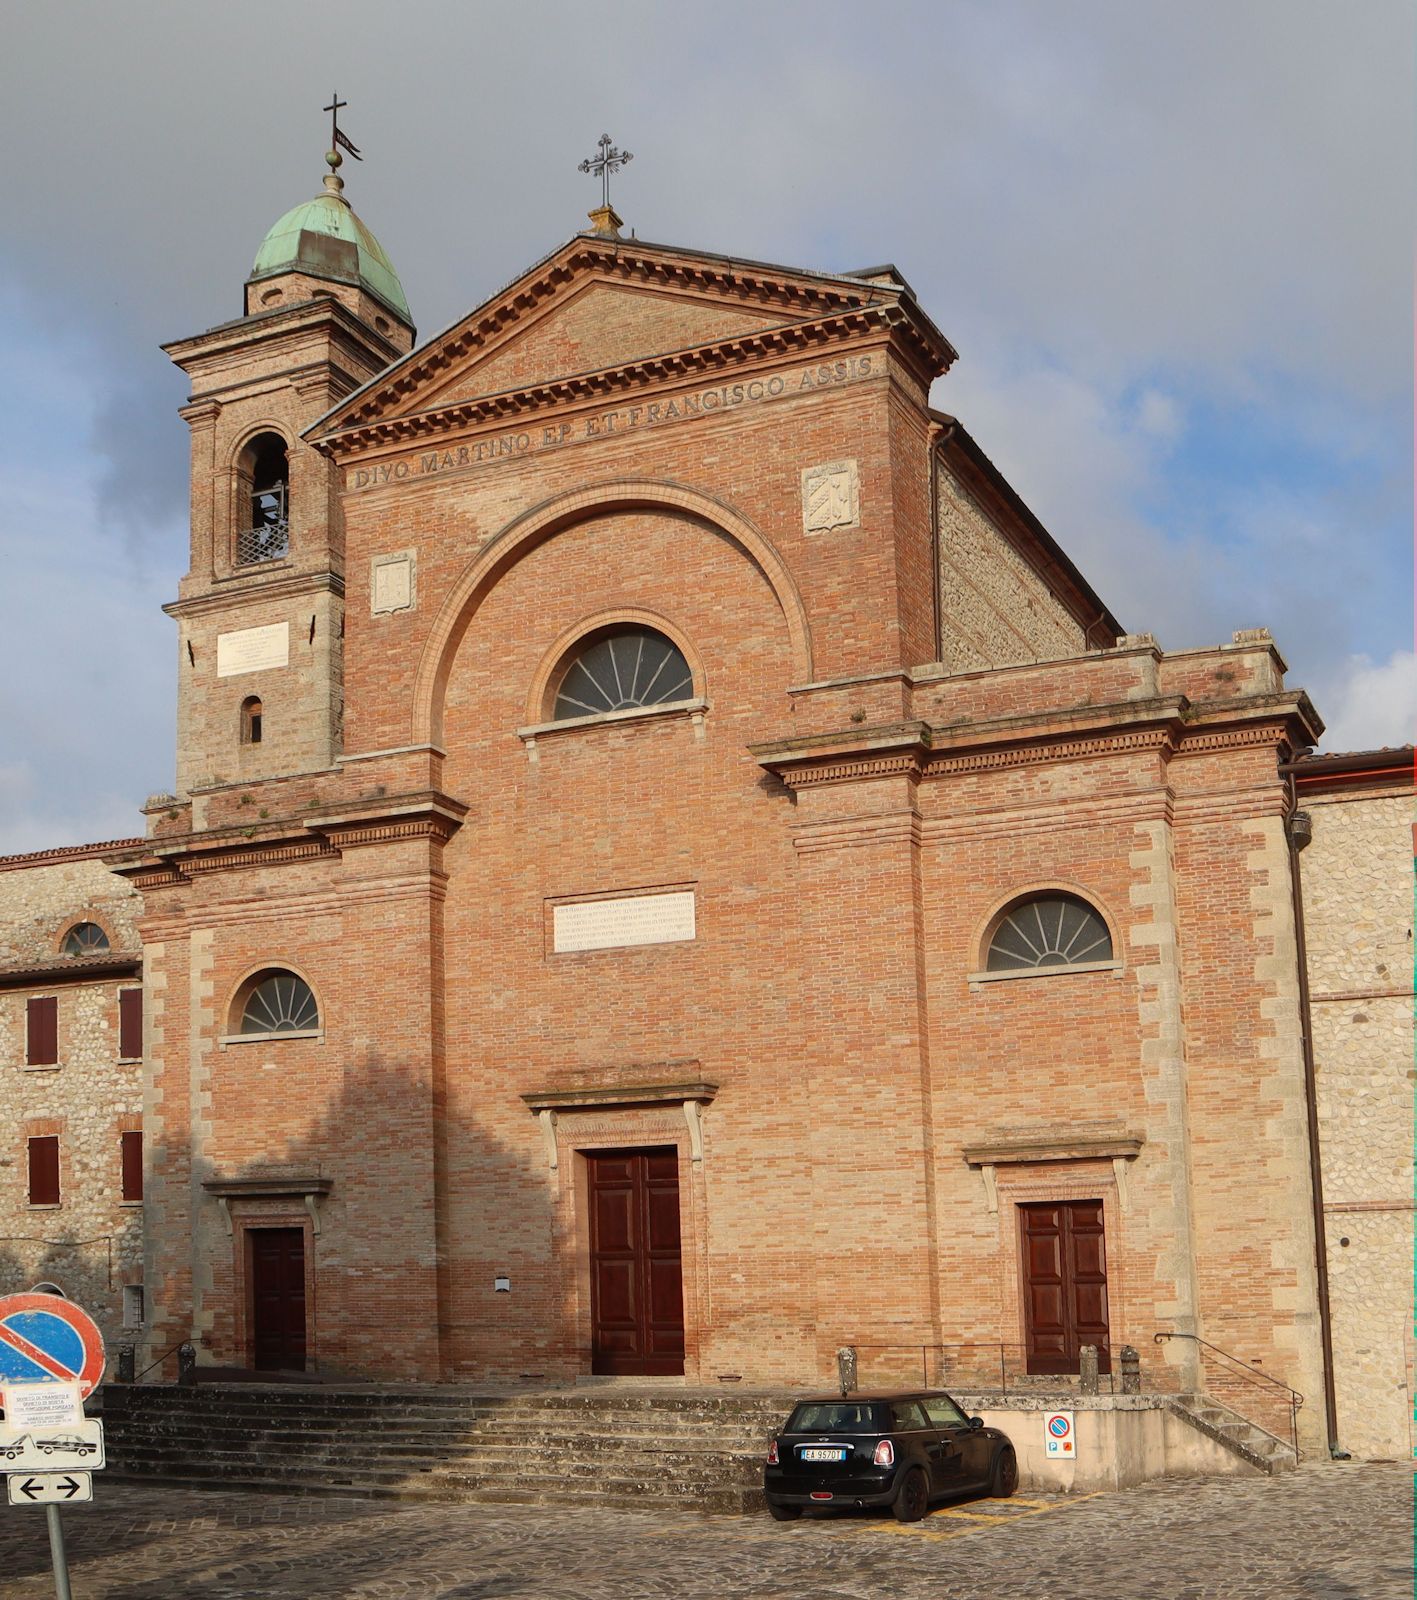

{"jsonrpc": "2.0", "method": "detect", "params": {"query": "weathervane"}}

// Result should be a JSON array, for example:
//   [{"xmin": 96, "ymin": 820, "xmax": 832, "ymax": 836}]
[
  {"xmin": 578, "ymin": 134, "xmax": 632, "ymax": 209},
  {"xmin": 323, "ymin": 92, "xmax": 363, "ymax": 163}
]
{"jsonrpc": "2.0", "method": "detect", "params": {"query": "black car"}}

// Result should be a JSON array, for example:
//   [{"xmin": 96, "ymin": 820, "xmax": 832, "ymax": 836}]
[{"xmin": 763, "ymin": 1390, "xmax": 1017, "ymax": 1522}]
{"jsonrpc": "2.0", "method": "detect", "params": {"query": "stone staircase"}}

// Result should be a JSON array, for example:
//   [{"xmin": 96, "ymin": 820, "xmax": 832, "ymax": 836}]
[
  {"xmin": 1166, "ymin": 1392, "xmax": 1299, "ymax": 1474},
  {"xmin": 100, "ymin": 1385, "xmax": 789, "ymax": 1514}
]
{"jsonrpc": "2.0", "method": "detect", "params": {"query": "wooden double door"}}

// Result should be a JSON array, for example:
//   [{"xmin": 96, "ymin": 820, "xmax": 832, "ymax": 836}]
[
  {"xmin": 1020, "ymin": 1199, "xmax": 1110, "ymax": 1375},
  {"xmin": 587, "ymin": 1148, "xmax": 685, "ymax": 1376}
]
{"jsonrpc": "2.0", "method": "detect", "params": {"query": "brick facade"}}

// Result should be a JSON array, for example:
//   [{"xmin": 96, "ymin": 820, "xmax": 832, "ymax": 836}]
[{"xmin": 4, "ymin": 198, "xmax": 1367, "ymax": 1459}]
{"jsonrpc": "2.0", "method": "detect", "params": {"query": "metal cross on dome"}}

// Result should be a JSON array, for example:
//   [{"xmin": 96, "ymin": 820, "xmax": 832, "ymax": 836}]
[{"xmin": 578, "ymin": 134, "xmax": 632, "ymax": 208}]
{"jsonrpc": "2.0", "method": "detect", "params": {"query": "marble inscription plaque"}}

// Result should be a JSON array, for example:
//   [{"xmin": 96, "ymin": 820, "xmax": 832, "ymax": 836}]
[
  {"xmin": 802, "ymin": 459, "xmax": 860, "ymax": 533},
  {"xmin": 371, "ymin": 553, "xmax": 414, "ymax": 615},
  {"xmin": 553, "ymin": 891, "xmax": 696, "ymax": 954},
  {"xmin": 216, "ymin": 622, "xmax": 289, "ymax": 678}
]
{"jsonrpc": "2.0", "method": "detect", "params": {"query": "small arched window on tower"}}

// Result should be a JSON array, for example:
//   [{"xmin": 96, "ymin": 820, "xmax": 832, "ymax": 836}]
[
  {"xmin": 241, "ymin": 696, "xmax": 263, "ymax": 745},
  {"xmin": 236, "ymin": 432, "xmax": 290, "ymax": 566}
]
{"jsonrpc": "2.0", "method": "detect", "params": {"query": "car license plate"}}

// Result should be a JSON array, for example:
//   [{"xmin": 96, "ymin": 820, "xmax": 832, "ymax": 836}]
[{"xmin": 799, "ymin": 1446, "xmax": 847, "ymax": 1461}]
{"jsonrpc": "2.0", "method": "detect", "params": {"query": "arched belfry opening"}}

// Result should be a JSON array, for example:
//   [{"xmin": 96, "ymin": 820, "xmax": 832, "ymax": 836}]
[
  {"xmin": 235, "ymin": 432, "xmax": 290, "ymax": 566},
  {"xmin": 240, "ymin": 696, "xmax": 264, "ymax": 745}
]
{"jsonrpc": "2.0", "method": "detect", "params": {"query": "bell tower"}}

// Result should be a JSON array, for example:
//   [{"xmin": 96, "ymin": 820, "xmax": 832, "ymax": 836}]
[{"xmin": 161, "ymin": 133, "xmax": 414, "ymax": 813}]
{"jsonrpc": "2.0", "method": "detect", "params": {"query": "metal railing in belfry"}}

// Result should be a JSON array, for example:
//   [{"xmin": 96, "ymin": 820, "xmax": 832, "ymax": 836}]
[
  {"xmin": 235, "ymin": 520, "xmax": 289, "ymax": 566},
  {"xmin": 1153, "ymin": 1330, "xmax": 1303, "ymax": 1460}
]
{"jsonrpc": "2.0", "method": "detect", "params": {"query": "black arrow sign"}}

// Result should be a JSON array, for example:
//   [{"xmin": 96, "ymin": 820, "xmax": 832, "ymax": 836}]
[{"xmin": 17, "ymin": 1475, "xmax": 80, "ymax": 1500}]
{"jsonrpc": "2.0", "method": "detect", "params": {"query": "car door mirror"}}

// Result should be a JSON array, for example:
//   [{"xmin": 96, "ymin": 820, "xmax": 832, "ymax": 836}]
[{"xmin": 968, "ymin": 1416, "xmax": 984, "ymax": 1430}]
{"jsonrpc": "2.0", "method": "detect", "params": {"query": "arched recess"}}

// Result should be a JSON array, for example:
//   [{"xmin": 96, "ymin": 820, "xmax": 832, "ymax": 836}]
[{"xmin": 411, "ymin": 480, "xmax": 814, "ymax": 747}]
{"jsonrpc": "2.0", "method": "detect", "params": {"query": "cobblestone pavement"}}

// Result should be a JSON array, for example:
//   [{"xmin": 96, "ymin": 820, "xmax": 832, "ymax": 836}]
[{"xmin": 0, "ymin": 1464, "xmax": 1407, "ymax": 1600}]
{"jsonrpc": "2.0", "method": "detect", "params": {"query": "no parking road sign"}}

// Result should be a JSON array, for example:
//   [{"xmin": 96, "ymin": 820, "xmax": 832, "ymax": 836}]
[
  {"xmin": 1044, "ymin": 1409, "xmax": 1075, "ymax": 1458},
  {"xmin": 0, "ymin": 1293, "xmax": 106, "ymax": 1404}
]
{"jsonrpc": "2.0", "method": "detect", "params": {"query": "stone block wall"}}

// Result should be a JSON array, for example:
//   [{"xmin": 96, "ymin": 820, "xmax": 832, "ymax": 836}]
[
  {"xmin": 1298, "ymin": 780, "xmax": 1414, "ymax": 1460},
  {"xmin": 0, "ymin": 847, "xmax": 146, "ymax": 1359}
]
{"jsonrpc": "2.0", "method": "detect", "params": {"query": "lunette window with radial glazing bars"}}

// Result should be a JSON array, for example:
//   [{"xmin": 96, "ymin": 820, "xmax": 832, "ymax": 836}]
[
  {"xmin": 552, "ymin": 627, "xmax": 694, "ymax": 721},
  {"xmin": 239, "ymin": 972, "xmax": 319, "ymax": 1034},
  {"xmin": 986, "ymin": 895, "xmax": 1113, "ymax": 971}
]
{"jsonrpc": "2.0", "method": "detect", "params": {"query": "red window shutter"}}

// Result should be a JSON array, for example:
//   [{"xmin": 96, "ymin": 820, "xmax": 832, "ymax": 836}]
[
  {"xmin": 27, "ymin": 997, "xmax": 58, "ymax": 1066},
  {"xmin": 121, "ymin": 1130, "xmax": 143, "ymax": 1202},
  {"xmin": 28, "ymin": 1137, "xmax": 60, "ymax": 1205},
  {"xmin": 119, "ymin": 988, "xmax": 143, "ymax": 1059}
]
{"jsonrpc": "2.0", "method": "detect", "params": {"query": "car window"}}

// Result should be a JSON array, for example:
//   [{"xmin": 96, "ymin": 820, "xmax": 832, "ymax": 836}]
[
  {"xmin": 784, "ymin": 1403, "xmax": 882, "ymax": 1434},
  {"xmin": 922, "ymin": 1395, "xmax": 970, "ymax": 1428},
  {"xmin": 889, "ymin": 1400, "xmax": 930, "ymax": 1430}
]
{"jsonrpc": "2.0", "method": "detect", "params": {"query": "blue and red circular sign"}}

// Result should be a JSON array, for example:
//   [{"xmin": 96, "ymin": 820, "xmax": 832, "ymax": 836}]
[
  {"xmin": 1048, "ymin": 1414, "xmax": 1071, "ymax": 1438},
  {"xmin": 0, "ymin": 1293, "xmax": 106, "ymax": 1400}
]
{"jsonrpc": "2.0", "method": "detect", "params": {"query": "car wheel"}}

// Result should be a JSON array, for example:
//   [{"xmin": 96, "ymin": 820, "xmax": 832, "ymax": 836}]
[
  {"xmin": 891, "ymin": 1466, "xmax": 929, "ymax": 1523},
  {"xmin": 767, "ymin": 1500, "xmax": 802, "ymax": 1522},
  {"xmin": 989, "ymin": 1445, "xmax": 1018, "ymax": 1499}
]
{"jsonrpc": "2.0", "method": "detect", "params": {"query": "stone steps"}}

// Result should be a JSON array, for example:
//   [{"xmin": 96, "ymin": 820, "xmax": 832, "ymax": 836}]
[
  {"xmin": 1168, "ymin": 1393, "xmax": 1298, "ymax": 1473},
  {"xmin": 102, "ymin": 1385, "xmax": 785, "ymax": 1513}
]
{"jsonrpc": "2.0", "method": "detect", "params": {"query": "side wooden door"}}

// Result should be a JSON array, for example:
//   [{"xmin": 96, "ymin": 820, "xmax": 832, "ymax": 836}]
[
  {"xmin": 587, "ymin": 1148, "xmax": 685, "ymax": 1376},
  {"xmin": 250, "ymin": 1227, "xmax": 307, "ymax": 1372},
  {"xmin": 1020, "ymin": 1200, "xmax": 1110, "ymax": 1375}
]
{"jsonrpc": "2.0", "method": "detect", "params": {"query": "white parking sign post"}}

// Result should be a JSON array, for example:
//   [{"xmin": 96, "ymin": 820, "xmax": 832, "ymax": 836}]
[
  {"xmin": 1043, "ymin": 1409, "xmax": 1075, "ymax": 1460},
  {"xmin": 0, "ymin": 1292, "xmax": 108, "ymax": 1600}
]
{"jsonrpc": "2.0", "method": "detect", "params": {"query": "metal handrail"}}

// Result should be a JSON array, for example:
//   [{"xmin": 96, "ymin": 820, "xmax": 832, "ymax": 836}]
[
  {"xmin": 129, "ymin": 1336, "xmax": 191, "ymax": 1385},
  {"xmin": 1153, "ymin": 1330, "xmax": 1303, "ymax": 1459},
  {"xmin": 845, "ymin": 1341, "xmax": 1116, "ymax": 1396}
]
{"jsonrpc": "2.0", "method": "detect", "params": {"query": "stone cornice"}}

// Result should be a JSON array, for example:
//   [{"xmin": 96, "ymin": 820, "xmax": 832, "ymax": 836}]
[
  {"xmin": 754, "ymin": 695, "xmax": 1318, "ymax": 790},
  {"xmin": 163, "ymin": 568, "xmax": 345, "ymax": 620},
  {"xmin": 312, "ymin": 308, "xmax": 928, "ymax": 457},
  {"xmin": 109, "ymin": 792, "xmax": 468, "ymax": 889}
]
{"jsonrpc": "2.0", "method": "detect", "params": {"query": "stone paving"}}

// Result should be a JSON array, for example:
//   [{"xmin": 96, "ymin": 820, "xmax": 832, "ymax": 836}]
[{"xmin": 0, "ymin": 1463, "xmax": 1408, "ymax": 1599}]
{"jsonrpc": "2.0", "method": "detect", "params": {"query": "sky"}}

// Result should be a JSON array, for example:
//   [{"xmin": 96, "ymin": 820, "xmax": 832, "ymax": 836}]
[{"xmin": 0, "ymin": 0, "xmax": 1411, "ymax": 852}]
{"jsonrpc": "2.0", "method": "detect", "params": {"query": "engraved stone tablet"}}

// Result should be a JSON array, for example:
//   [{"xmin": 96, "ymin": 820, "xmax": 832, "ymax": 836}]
[
  {"xmin": 372, "ymin": 552, "xmax": 415, "ymax": 615},
  {"xmin": 553, "ymin": 891, "xmax": 696, "ymax": 954},
  {"xmin": 802, "ymin": 459, "xmax": 860, "ymax": 533},
  {"xmin": 216, "ymin": 622, "xmax": 289, "ymax": 678}
]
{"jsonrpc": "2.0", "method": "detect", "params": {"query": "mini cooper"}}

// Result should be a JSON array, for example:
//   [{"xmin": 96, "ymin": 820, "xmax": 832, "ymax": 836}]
[{"xmin": 763, "ymin": 1390, "xmax": 1018, "ymax": 1522}]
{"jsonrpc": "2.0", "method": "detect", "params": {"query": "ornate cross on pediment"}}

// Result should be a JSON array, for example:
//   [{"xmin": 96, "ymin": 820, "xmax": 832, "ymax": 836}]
[{"xmin": 578, "ymin": 134, "xmax": 633, "ymax": 209}]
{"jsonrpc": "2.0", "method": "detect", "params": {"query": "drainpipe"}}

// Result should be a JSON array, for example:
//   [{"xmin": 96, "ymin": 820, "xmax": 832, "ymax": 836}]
[{"xmin": 1283, "ymin": 764, "xmax": 1345, "ymax": 1457}]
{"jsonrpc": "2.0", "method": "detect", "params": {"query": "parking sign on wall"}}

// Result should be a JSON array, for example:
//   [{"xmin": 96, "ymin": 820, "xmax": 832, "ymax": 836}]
[{"xmin": 1044, "ymin": 1410, "xmax": 1075, "ymax": 1458}]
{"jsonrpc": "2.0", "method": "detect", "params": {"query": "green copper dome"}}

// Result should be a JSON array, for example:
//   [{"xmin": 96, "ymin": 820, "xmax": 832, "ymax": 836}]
[{"xmin": 249, "ymin": 183, "xmax": 409, "ymax": 322}]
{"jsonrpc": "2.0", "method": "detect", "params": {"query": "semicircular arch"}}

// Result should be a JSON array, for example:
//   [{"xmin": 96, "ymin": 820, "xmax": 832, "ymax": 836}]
[{"xmin": 412, "ymin": 480, "xmax": 813, "ymax": 746}]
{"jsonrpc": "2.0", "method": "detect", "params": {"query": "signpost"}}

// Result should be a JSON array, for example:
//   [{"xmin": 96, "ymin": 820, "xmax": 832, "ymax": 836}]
[{"xmin": 0, "ymin": 1292, "xmax": 108, "ymax": 1600}]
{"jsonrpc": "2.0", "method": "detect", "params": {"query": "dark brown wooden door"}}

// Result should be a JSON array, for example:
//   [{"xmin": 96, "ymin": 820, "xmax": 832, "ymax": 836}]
[
  {"xmin": 587, "ymin": 1148, "xmax": 684, "ymax": 1376},
  {"xmin": 1020, "ymin": 1200, "xmax": 1110, "ymax": 1375},
  {"xmin": 250, "ymin": 1228, "xmax": 307, "ymax": 1372}
]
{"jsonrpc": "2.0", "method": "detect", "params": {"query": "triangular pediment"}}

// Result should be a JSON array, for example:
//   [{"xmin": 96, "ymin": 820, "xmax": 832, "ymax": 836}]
[{"xmin": 312, "ymin": 236, "xmax": 953, "ymax": 442}]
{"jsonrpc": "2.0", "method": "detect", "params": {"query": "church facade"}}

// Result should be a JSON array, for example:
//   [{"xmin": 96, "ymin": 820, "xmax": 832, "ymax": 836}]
[{"xmin": 97, "ymin": 158, "xmax": 1399, "ymax": 1456}]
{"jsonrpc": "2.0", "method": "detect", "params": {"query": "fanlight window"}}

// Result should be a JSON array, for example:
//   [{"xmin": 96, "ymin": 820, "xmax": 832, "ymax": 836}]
[
  {"xmin": 62, "ymin": 922, "xmax": 110, "ymax": 955},
  {"xmin": 987, "ymin": 895, "xmax": 1113, "ymax": 972},
  {"xmin": 552, "ymin": 627, "xmax": 694, "ymax": 721},
  {"xmin": 239, "ymin": 971, "xmax": 319, "ymax": 1035}
]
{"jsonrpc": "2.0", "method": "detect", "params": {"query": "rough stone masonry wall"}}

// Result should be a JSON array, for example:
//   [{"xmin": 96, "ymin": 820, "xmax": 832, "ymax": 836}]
[
  {"xmin": 1299, "ymin": 786, "xmax": 1414, "ymax": 1460},
  {"xmin": 0, "ymin": 854, "xmax": 145, "ymax": 1354},
  {"xmin": 935, "ymin": 456, "xmax": 1088, "ymax": 672}
]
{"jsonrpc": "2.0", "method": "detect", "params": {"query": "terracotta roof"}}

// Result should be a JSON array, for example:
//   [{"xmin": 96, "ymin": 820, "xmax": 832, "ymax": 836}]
[
  {"xmin": 0, "ymin": 951, "xmax": 143, "ymax": 989},
  {"xmin": 0, "ymin": 837, "xmax": 145, "ymax": 873}
]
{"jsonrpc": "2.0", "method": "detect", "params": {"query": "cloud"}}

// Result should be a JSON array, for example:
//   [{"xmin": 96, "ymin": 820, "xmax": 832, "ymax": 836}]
[{"xmin": 1313, "ymin": 650, "xmax": 1417, "ymax": 753}]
